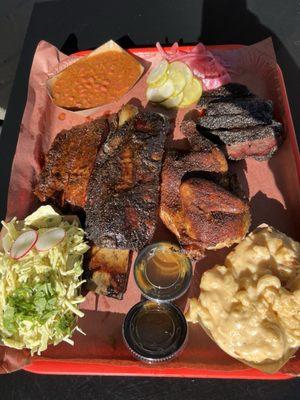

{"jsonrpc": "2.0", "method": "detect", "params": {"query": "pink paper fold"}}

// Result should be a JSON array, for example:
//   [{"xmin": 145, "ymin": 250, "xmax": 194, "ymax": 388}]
[{"xmin": 2, "ymin": 38, "xmax": 300, "ymax": 375}]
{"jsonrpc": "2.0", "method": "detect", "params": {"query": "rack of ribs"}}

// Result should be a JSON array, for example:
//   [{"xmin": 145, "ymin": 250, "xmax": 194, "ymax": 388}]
[
  {"xmin": 85, "ymin": 109, "xmax": 169, "ymax": 250},
  {"xmin": 34, "ymin": 112, "xmax": 131, "ymax": 299}
]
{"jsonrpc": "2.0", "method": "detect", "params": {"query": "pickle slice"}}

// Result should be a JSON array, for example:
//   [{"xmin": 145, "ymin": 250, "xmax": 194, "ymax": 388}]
[
  {"xmin": 146, "ymin": 59, "xmax": 169, "ymax": 86},
  {"xmin": 168, "ymin": 70, "xmax": 186, "ymax": 95},
  {"xmin": 146, "ymin": 79, "xmax": 175, "ymax": 103},
  {"xmin": 180, "ymin": 78, "xmax": 203, "ymax": 107},
  {"xmin": 169, "ymin": 61, "xmax": 193, "ymax": 85},
  {"xmin": 148, "ymin": 72, "xmax": 168, "ymax": 88},
  {"xmin": 161, "ymin": 92, "xmax": 183, "ymax": 109}
]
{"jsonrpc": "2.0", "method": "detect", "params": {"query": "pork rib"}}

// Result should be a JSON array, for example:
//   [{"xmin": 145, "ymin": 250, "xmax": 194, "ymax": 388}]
[
  {"xmin": 87, "ymin": 247, "xmax": 131, "ymax": 299},
  {"xmin": 85, "ymin": 110, "xmax": 169, "ymax": 250},
  {"xmin": 34, "ymin": 117, "xmax": 108, "ymax": 208}
]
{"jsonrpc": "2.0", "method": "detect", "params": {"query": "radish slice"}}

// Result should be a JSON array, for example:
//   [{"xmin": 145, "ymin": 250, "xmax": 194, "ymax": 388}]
[
  {"xmin": 35, "ymin": 228, "xmax": 65, "ymax": 252},
  {"xmin": 10, "ymin": 230, "xmax": 38, "ymax": 260}
]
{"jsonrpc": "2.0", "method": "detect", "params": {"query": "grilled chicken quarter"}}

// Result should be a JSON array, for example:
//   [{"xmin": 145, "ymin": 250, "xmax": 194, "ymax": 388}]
[{"xmin": 160, "ymin": 119, "xmax": 251, "ymax": 259}]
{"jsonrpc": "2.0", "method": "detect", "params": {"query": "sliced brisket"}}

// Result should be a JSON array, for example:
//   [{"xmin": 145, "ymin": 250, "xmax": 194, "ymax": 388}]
[
  {"xmin": 198, "ymin": 113, "xmax": 272, "ymax": 130},
  {"xmin": 204, "ymin": 97, "xmax": 273, "ymax": 117},
  {"xmin": 225, "ymin": 134, "xmax": 282, "ymax": 161},
  {"xmin": 194, "ymin": 83, "xmax": 283, "ymax": 161},
  {"xmin": 201, "ymin": 83, "xmax": 253, "ymax": 99},
  {"xmin": 199, "ymin": 121, "xmax": 282, "ymax": 144}
]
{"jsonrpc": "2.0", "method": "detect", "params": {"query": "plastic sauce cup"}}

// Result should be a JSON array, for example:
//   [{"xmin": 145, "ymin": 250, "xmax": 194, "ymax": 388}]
[
  {"xmin": 134, "ymin": 242, "xmax": 192, "ymax": 302},
  {"xmin": 122, "ymin": 300, "xmax": 188, "ymax": 363}
]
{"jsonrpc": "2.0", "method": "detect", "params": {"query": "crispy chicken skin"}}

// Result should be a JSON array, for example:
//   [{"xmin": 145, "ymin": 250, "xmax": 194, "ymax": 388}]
[
  {"xmin": 180, "ymin": 178, "xmax": 250, "ymax": 253},
  {"xmin": 160, "ymin": 119, "xmax": 250, "ymax": 259}
]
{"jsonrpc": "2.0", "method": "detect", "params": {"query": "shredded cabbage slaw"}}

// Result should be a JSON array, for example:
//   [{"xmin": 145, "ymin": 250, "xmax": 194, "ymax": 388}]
[{"xmin": 0, "ymin": 206, "xmax": 89, "ymax": 355}]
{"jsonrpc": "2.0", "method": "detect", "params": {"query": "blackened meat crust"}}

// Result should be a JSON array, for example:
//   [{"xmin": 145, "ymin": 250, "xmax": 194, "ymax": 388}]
[
  {"xmin": 85, "ymin": 111, "xmax": 169, "ymax": 250},
  {"xmin": 204, "ymin": 97, "xmax": 273, "ymax": 117},
  {"xmin": 181, "ymin": 120, "xmax": 218, "ymax": 152},
  {"xmin": 198, "ymin": 121, "xmax": 282, "ymax": 144},
  {"xmin": 198, "ymin": 83, "xmax": 253, "ymax": 107},
  {"xmin": 198, "ymin": 113, "xmax": 272, "ymax": 130}
]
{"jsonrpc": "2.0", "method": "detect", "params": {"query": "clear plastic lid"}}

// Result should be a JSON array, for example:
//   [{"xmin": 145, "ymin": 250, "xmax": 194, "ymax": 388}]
[
  {"xmin": 122, "ymin": 300, "xmax": 188, "ymax": 363},
  {"xmin": 134, "ymin": 242, "xmax": 192, "ymax": 302}
]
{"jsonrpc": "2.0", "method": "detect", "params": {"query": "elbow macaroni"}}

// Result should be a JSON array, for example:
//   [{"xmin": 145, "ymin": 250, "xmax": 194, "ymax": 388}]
[{"xmin": 186, "ymin": 226, "xmax": 300, "ymax": 364}]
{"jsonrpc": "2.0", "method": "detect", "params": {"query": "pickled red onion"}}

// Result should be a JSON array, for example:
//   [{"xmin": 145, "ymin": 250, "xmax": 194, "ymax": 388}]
[{"xmin": 156, "ymin": 42, "xmax": 231, "ymax": 91}]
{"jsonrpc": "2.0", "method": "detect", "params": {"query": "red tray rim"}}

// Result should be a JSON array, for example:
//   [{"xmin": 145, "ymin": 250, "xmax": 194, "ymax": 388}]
[{"xmin": 23, "ymin": 44, "xmax": 300, "ymax": 378}]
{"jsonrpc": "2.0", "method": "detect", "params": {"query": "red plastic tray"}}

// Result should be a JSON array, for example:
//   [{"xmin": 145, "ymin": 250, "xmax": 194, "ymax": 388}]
[{"xmin": 23, "ymin": 45, "xmax": 300, "ymax": 378}]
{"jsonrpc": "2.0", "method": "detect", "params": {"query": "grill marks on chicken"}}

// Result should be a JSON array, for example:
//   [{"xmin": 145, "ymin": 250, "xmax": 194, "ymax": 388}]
[
  {"xmin": 160, "ymin": 119, "xmax": 250, "ymax": 259},
  {"xmin": 85, "ymin": 111, "xmax": 169, "ymax": 250},
  {"xmin": 196, "ymin": 83, "xmax": 283, "ymax": 160},
  {"xmin": 34, "ymin": 117, "xmax": 108, "ymax": 208}
]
